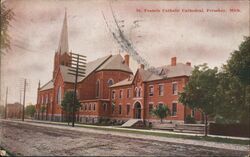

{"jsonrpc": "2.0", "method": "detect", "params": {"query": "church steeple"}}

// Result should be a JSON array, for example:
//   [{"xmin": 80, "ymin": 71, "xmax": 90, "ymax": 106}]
[
  {"xmin": 57, "ymin": 10, "xmax": 69, "ymax": 54},
  {"xmin": 53, "ymin": 10, "xmax": 71, "ymax": 79}
]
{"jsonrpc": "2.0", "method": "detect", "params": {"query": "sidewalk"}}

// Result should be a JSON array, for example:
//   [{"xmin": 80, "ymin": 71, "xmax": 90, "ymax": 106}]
[
  {"xmin": 23, "ymin": 119, "xmax": 250, "ymax": 141},
  {"xmin": 1, "ymin": 119, "xmax": 249, "ymax": 152}
]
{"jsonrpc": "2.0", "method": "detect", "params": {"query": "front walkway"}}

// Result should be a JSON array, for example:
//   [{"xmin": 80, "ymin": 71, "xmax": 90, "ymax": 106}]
[{"xmin": 1, "ymin": 119, "xmax": 249, "ymax": 152}]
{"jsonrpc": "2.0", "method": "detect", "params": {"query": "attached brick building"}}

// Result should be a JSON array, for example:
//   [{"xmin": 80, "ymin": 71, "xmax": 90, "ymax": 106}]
[{"xmin": 35, "ymin": 12, "xmax": 202, "ymax": 124}]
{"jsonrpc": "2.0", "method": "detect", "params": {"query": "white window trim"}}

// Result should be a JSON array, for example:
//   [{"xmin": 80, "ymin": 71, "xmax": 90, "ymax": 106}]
[
  {"xmin": 172, "ymin": 82, "xmax": 178, "ymax": 95},
  {"xmin": 158, "ymin": 84, "xmax": 164, "ymax": 96},
  {"xmin": 171, "ymin": 101, "xmax": 178, "ymax": 117},
  {"xmin": 149, "ymin": 85, "xmax": 154, "ymax": 96},
  {"xmin": 127, "ymin": 88, "xmax": 131, "ymax": 98},
  {"xmin": 119, "ymin": 89, "xmax": 123, "ymax": 99}
]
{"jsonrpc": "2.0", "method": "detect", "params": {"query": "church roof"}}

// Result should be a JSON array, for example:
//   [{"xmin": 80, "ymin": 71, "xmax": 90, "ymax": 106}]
[
  {"xmin": 59, "ymin": 54, "xmax": 132, "ymax": 83},
  {"xmin": 57, "ymin": 11, "xmax": 69, "ymax": 54},
  {"xmin": 40, "ymin": 80, "xmax": 54, "ymax": 91},
  {"xmin": 96, "ymin": 54, "xmax": 132, "ymax": 73}
]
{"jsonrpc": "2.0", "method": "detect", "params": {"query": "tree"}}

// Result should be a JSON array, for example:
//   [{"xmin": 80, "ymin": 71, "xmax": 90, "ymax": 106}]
[
  {"xmin": 216, "ymin": 37, "xmax": 250, "ymax": 125},
  {"xmin": 0, "ymin": 2, "xmax": 14, "ymax": 52},
  {"xmin": 150, "ymin": 104, "xmax": 170, "ymax": 123},
  {"xmin": 61, "ymin": 91, "xmax": 81, "ymax": 123},
  {"xmin": 179, "ymin": 64, "xmax": 219, "ymax": 136},
  {"xmin": 227, "ymin": 36, "xmax": 250, "ymax": 86},
  {"xmin": 0, "ymin": 2, "xmax": 14, "ymax": 106},
  {"xmin": 25, "ymin": 104, "xmax": 36, "ymax": 118}
]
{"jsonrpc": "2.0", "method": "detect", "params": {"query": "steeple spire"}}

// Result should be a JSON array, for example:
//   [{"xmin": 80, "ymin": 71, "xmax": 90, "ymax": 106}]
[{"xmin": 57, "ymin": 9, "xmax": 69, "ymax": 54}]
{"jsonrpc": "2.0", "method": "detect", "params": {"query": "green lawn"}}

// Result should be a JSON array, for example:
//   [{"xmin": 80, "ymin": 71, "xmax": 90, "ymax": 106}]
[
  {"xmin": 29, "ymin": 120, "xmax": 249, "ymax": 145},
  {"xmin": 76, "ymin": 124, "xmax": 250, "ymax": 145}
]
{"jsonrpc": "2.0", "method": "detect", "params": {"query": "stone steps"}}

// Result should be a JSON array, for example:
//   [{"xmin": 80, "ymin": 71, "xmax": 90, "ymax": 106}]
[{"xmin": 121, "ymin": 119, "xmax": 142, "ymax": 128}]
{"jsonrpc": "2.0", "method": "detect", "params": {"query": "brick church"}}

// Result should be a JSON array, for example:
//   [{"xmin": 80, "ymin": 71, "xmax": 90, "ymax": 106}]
[{"xmin": 35, "ymin": 12, "xmax": 202, "ymax": 124}]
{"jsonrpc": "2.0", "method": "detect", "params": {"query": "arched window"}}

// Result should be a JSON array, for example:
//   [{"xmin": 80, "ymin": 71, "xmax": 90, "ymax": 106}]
[
  {"xmin": 41, "ymin": 95, "xmax": 44, "ymax": 104},
  {"xmin": 57, "ymin": 86, "xmax": 62, "ymax": 105},
  {"xmin": 107, "ymin": 79, "xmax": 114, "ymax": 86},
  {"xmin": 138, "ymin": 88, "xmax": 142, "ymax": 97},
  {"xmin": 96, "ymin": 80, "xmax": 100, "ymax": 97},
  {"xmin": 134, "ymin": 87, "xmax": 138, "ymax": 97},
  {"xmin": 45, "ymin": 94, "xmax": 48, "ymax": 104}
]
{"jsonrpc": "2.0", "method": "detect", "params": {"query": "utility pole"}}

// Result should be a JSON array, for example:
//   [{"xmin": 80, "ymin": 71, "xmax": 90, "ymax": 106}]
[
  {"xmin": 4, "ymin": 87, "xmax": 8, "ymax": 119},
  {"xmin": 68, "ymin": 52, "xmax": 86, "ymax": 127},
  {"xmin": 22, "ymin": 79, "xmax": 27, "ymax": 121}
]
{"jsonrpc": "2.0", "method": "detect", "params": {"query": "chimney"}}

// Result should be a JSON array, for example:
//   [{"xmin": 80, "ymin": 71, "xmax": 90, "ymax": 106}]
[
  {"xmin": 171, "ymin": 57, "xmax": 177, "ymax": 66},
  {"xmin": 140, "ymin": 64, "xmax": 145, "ymax": 69},
  {"xmin": 124, "ymin": 54, "xmax": 129, "ymax": 66},
  {"xmin": 186, "ymin": 62, "xmax": 191, "ymax": 66}
]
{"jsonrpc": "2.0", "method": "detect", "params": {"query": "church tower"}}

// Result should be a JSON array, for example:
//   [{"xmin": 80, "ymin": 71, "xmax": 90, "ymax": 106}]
[{"xmin": 53, "ymin": 10, "xmax": 71, "ymax": 79}]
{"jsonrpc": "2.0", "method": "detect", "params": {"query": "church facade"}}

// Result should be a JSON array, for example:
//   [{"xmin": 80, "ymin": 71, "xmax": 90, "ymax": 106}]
[{"xmin": 35, "ymin": 12, "xmax": 202, "ymax": 124}]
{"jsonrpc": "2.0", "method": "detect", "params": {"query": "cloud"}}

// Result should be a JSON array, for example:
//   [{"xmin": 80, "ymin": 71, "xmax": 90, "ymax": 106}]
[{"xmin": 1, "ymin": 0, "xmax": 249, "ymax": 104}]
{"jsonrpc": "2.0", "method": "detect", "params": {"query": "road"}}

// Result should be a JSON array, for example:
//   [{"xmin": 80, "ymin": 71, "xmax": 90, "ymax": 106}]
[{"xmin": 0, "ymin": 120, "xmax": 249, "ymax": 156}]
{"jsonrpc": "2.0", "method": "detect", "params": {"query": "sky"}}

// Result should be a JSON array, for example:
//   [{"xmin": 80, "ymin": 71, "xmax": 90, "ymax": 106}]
[{"xmin": 1, "ymin": 0, "xmax": 249, "ymax": 105}]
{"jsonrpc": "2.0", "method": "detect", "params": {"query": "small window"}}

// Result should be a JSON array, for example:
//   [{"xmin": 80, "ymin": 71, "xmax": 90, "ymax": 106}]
[
  {"xmin": 138, "ymin": 88, "xmax": 142, "ymax": 97},
  {"xmin": 103, "ymin": 103, "xmax": 107, "ymax": 111},
  {"xmin": 96, "ymin": 80, "xmax": 100, "ymax": 98},
  {"xmin": 172, "ymin": 83, "xmax": 178, "ymax": 95},
  {"xmin": 88, "ymin": 104, "xmax": 91, "ymax": 110},
  {"xmin": 172, "ymin": 103, "xmax": 177, "ymax": 116},
  {"xmin": 126, "ymin": 104, "xmax": 130, "ymax": 115},
  {"xmin": 149, "ymin": 86, "xmax": 154, "ymax": 96},
  {"xmin": 112, "ymin": 90, "xmax": 115, "ymax": 99},
  {"xmin": 108, "ymin": 79, "xmax": 114, "ymax": 86},
  {"xmin": 149, "ymin": 104, "xmax": 153, "ymax": 113},
  {"xmin": 112, "ymin": 104, "xmax": 115, "ymax": 114},
  {"xmin": 134, "ymin": 88, "xmax": 138, "ymax": 97},
  {"xmin": 159, "ymin": 84, "xmax": 164, "ymax": 96},
  {"xmin": 119, "ymin": 90, "xmax": 123, "ymax": 99},
  {"xmin": 119, "ymin": 105, "xmax": 122, "ymax": 115},
  {"xmin": 127, "ymin": 89, "xmax": 131, "ymax": 98},
  {"xmin": 85, "ymin": 104, "xmax": 87, "ymax": 110},
  {"xmin": 93, "ymin": 104, "xmax": 96, "ymax": 111}
]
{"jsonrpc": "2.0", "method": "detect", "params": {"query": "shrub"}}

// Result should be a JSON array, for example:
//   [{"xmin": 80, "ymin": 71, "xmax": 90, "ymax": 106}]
[{"xmin": 185, "ymin": 115, "xmax": 196, "ymax": 124}]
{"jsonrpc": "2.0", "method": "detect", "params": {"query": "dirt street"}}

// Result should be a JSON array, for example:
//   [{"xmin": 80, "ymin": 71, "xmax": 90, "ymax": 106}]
[{"xmin": 0, "ymin": 120, "xmax": 248, "ymax": 156}]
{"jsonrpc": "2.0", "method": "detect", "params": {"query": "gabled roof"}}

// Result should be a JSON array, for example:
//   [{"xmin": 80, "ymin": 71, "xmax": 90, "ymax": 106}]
[
  {"xmin": 40, "ymin": 80, "xmax": 54, "ymax": 91},
  {"xmin": 59, "ymin": 54, "xmax": 132, "ymax": 83},
  {"xmin": 136, "ymin": 68, "xmax": 162, "ymax": 82},
  {"xmin": 156, "ymin": 63, "xmax": 193, "ymax": 78},
  {"xmin": 96, "ymin": 54, "xmax": 132, "ymax": 73},
  {"xmin": 111, "ymin": 62, "xmax": 193, "ymax": 88},
  {"xmin": 110, "ymin": 75, "xmax": 134, "ymax": 87}
]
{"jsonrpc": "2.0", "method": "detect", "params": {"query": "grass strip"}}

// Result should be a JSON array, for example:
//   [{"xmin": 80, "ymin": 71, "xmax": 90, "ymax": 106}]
[{"xmin": 24, "ymin": 120, "xmax": 250, "ymax": 145}]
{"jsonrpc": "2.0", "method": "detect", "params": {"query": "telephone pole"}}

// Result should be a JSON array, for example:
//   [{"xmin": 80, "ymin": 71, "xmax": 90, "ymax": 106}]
[
  {"xmin": 68, "ymin": 52, "xmax": 86, "ymax": 127},
  {"xmin": 4, "ymin": 87, "xmax": 8, "ymax": 119},
  {"xmin": 22, "ymin": 79, "xmax": 27, "ymax": 121}
]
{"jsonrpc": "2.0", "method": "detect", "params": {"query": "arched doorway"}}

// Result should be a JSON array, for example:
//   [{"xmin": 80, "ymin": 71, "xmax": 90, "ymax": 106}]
[{"xmin": 134, "ymin": 102, "xmax": 142, "ymax": 119}]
